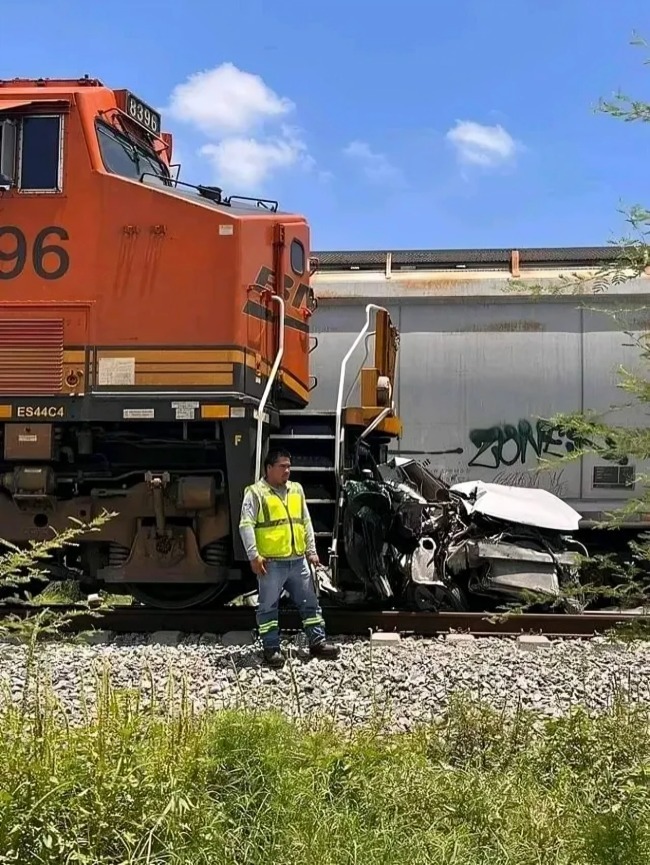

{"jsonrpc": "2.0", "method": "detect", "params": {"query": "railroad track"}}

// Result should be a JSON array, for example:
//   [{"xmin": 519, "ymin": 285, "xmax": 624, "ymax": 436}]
[{"xmin": 1, "ymin": 604, "xmax": 647, "ymax": 639}]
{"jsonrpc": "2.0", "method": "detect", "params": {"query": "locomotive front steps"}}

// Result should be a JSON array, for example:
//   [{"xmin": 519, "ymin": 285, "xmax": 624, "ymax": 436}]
[{"xmin": 272, "ymin": 410, "xmax": 337, "ymax": 561}]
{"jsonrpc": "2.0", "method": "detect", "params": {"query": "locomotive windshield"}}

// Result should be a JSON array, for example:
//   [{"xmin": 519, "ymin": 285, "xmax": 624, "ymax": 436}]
[{"xmin": 96, "ymin": 121, "xmax": 170, "ymax": 187}]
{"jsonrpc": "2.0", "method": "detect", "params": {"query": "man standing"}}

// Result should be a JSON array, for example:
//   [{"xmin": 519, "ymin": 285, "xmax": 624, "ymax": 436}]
[{"xmin": 239, "ymin": 448, "xmax": 340, "ymax": 668}]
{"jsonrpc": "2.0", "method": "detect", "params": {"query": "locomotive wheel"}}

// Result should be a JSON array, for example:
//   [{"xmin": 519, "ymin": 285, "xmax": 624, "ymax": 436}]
[{"xmin": 125, "ymin": 582, "xmax": 228, "ymax": 610}]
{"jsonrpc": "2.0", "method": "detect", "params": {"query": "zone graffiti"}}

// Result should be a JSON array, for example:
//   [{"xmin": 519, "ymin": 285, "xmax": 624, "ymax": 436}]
[{"xmin": 468, "ymin": 419, "xmax": 580, "ymax": 469}]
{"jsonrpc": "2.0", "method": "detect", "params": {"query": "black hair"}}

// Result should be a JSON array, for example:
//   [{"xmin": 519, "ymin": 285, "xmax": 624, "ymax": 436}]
[{"xmin": 264, "ymin": 448, "xmax": 292, "ymax": 472}]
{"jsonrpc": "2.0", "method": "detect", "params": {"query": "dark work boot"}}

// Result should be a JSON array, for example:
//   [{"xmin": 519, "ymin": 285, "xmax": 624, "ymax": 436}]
[
  {"xmin": 309, "ymin": 640, "xmax": 340, "ymax": 660},
  {"xmin": 263, "ymin": 648, "xmax": 285, "ymax": 669}
]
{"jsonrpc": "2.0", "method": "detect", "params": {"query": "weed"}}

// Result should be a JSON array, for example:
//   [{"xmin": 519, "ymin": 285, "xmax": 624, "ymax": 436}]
[{"xmin": 0, "ymin": 667, "xmax": 649, "ymax": 863}]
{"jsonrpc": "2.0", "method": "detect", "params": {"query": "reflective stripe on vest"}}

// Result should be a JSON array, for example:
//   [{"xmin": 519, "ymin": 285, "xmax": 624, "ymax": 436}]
[{"xmin": 247, "ymin": 480, "xmax": 307, "ymax": 559}]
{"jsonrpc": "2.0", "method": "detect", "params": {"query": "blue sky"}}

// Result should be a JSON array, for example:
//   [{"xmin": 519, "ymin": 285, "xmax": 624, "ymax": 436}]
[{"xmin": 3, "ymin": 0, "xmax": 648, "ymax": 250}]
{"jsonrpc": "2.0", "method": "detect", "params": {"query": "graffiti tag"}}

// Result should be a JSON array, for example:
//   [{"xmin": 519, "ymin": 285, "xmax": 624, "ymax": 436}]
[
  {"xmin": 492, "ymin": 468, "xmax": 568, "ymax": 499},
  {"xmin": 468, "ymin": 419, "xmax": 578, "ymax": 469}
]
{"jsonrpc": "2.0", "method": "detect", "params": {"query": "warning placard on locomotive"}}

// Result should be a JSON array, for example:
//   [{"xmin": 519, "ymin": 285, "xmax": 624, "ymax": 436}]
[{"xmin": 98, "ymin": 357, "xmax": 135, "ymax": 386}]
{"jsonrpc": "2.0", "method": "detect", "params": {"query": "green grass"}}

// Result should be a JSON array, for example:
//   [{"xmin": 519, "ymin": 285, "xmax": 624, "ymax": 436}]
[{"xmin": 1, "ymin": 669, "xmax": 650, "ymax": 864}]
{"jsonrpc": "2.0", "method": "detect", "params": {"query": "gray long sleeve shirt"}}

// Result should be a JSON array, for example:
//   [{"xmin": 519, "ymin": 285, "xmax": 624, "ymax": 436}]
[{"xmin": 238, "ymin": 479, "xmax": 317, "ymax": 562}]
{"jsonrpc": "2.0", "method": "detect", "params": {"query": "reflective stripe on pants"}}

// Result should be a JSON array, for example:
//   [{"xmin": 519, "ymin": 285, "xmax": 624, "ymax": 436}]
[{"xmin": 256, "ymin": 557, "xmax": 326, "ymax": 650}]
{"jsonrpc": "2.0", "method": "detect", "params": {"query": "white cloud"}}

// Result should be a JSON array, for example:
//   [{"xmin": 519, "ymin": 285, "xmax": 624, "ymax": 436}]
[
  {"xmin": 446, "ymin": 120, "xmax": 518, "ymax": 168},
  {"xmin": 201, "ymin": 129, "xmax": 309, "ymax": 189},
  {"xmin": 167, "ymin": 62, "xmax": 293, "ymax": 136},
  {"xmin": 165, "ymin": 63, "xmax": 315, "ymax": 190},
  {"xmin": 343, "ymin": 140, "xmax": 402, "ymax": 183}
]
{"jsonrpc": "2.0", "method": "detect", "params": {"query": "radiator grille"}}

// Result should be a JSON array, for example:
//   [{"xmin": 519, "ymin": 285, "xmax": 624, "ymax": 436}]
[{"xmin": 0, "ymin": 319, "xmax": 64, "ymax": 394}]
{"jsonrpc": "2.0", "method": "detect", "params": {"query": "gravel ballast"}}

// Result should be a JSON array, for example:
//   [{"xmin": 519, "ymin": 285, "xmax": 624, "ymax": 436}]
[{"xmin": 2, "ymin": 633, "xmax": 650, "ymax": 730}]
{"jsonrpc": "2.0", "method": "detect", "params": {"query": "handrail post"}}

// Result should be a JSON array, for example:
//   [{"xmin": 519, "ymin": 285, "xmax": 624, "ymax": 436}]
[
  {"xmin": 334, "ymin": 303, "xmax": 388, "ymax": 484},
  {"xmin": 254, "ymin": 294, "xmax": 285, "ymax": 481}
]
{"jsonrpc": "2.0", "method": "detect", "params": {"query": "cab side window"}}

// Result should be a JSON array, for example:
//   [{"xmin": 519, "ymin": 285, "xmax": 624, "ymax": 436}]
[
  {"xmin": 0, "ymin": 114, "xmax": 63, "ymax": 193},
  {"xmin": 20, "ymin": 117, "xmax": 62, "ymax": 190},
  {"xmin": 290, "ymin": 239, "xmax": 305, "ymax": 275}
]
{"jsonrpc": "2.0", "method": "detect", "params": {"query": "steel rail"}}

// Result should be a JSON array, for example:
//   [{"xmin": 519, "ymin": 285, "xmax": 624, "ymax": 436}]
[{"xmin": 1, "ymin": 606, "xmax": 646, "ymax": 638}]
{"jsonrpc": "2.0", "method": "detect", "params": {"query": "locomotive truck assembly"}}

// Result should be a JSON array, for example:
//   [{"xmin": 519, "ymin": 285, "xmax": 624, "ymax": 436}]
[{"xmin": 0, "ymin": 75, "xmax": 625, "ymax": 614}]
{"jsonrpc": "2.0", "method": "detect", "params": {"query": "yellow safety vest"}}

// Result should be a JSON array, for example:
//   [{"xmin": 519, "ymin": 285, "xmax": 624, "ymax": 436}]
[{"xmin": 247, "ymin": 480, "xmax": 307, "ymax": 559}]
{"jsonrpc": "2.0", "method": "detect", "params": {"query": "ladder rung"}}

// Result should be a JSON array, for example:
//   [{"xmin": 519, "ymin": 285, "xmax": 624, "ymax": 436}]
[
  {"xmin": 290, "ymin": 466, "xmax": 335, "ymax": 472},
  {"xmin": 314, "ymin": 531, "xmax": 333, "ymax": 537},
  {"xmin": 270, "ymin": 434, "xmax": 335, "ymax": 440},
  {"xmin": 306, "ymin": 499, "xmax": 336, "ymax": 504},
  {"xmin": 280, "ymin": 410, "xmax": 336, "ymax": 416}
]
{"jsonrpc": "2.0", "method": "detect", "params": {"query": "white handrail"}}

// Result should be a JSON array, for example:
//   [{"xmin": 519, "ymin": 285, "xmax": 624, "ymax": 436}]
[
  {"xmin": 343, "ymin": 330, "xmax": 375, "ymax": 409},
  {"xmin": 334, "ymin": 303, "xmax": 390, "ymax": 483},
  {"xmin": 254, "ymin": 294, "xmax": 285, "ymax": 481}
]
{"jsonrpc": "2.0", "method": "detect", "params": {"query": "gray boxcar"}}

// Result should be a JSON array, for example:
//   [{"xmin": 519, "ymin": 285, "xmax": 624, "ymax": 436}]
[{"xmin": 309, "ymin": 247, "xmax": 650, "ymax": 526}]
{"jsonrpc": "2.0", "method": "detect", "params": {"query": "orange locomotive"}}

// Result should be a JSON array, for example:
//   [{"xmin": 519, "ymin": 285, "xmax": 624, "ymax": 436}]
[{"xmin": 0, "ymin": 76, "xmax": 401, "ymax": 608}]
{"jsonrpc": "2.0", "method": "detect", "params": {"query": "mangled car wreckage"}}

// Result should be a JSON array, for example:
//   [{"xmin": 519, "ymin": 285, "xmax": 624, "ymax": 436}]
[{"xmin": 320, "ymin": 453, "xmax": 587, "ymax": 613}]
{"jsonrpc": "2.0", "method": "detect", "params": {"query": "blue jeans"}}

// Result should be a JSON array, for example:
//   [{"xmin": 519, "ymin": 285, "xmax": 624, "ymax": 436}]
[{"xmin": 256, "ymin": 557, "xmax": 327, "ymax": 650}]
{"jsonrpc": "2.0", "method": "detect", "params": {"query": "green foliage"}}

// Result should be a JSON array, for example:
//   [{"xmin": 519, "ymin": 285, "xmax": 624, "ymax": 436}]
[
  {"xmin": 504, "ymin": 36, "xmax": 650, "ymax": 299},
  {"xmin": 503, "ymin": 35, "xmax": 650, "ymax": 608},
  {"xmin": 1, "ymin": 676, "xmax": 650, "ymax": 864},
  {"xmin": 597, "ymin": 32, "xmax": 650, "ymax": 121},
  {"xmin": 0, "ymin": 510, "xmax": 117, "ymax": 644}
]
